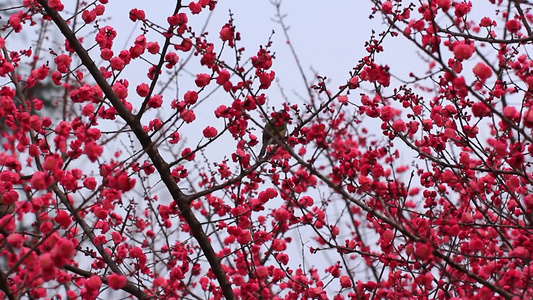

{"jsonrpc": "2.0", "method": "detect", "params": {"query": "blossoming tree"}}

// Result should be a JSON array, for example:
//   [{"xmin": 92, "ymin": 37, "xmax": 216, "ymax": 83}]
[{"xmin": 0, "ymin": 0, "xmax": 532, "ymax": 299}]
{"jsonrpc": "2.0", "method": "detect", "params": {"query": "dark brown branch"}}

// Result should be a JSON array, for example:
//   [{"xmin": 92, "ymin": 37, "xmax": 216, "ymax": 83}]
[{"xmin": 35, "ymin": 1, "xmax": 235, "ymax": 299}]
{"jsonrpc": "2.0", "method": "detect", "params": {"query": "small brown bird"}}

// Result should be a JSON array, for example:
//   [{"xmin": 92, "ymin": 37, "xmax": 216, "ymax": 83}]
[
  {"xmin": 0, "ymin": 202, "xmax": 14, "ymax": 217},
  {"xmin": 259, "ymin": 110, "xmax": 288, "ymax": 157}
]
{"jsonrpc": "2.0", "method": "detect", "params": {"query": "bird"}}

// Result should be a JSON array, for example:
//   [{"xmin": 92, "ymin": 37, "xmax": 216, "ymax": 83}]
[{"xmin": 258, "ymin": 110, "xmax": 288, "ymax": 157}]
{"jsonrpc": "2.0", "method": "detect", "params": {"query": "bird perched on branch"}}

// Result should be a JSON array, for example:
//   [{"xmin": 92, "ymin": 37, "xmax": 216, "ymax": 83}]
[{"xmin": 259, "ymin": 110, "xmax": 288, "ymax": 157}]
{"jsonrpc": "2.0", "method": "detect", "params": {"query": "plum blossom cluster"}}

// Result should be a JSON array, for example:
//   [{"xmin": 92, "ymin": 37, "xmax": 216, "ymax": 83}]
[{"xmin": 0, "ymin": 0, "xmax": 532, "ymax": 300}]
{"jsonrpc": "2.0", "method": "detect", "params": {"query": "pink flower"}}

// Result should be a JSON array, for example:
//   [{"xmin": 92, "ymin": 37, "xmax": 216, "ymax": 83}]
[
  {"xmin": 107, "ymin": 273, "xmax": 127, "ymax": 290},
  {"xmin": 453, "ymin": 42, "xmax": 474, "ymax": 60},
  {"xmin": 203, "ymin": 126, "xmax": 217, "ymax": 138},
  {"xmin": 473, "ymin": 62, "xmax": 492, "ymax": 80},
  {"xmin": 54, "ymin": 54, "xmax": 72, "ymax": 73},
  {"xmin": 85, "ymin": 275, "xmax": 102, "ymax": 291},
  {"xmin": 195, "ymin": 73, "xmax": 210, "ymax": 87},
  {"xmin": 505, "ymin": 19, "xmax": 521, "ymax": 33},
  {"xmin": 136, "ymin": 83, "xmax": 149, "ymax": 97},
  {"xmin": 184, "ymin": 90, "xmax": 198, "ymax": 104}
]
